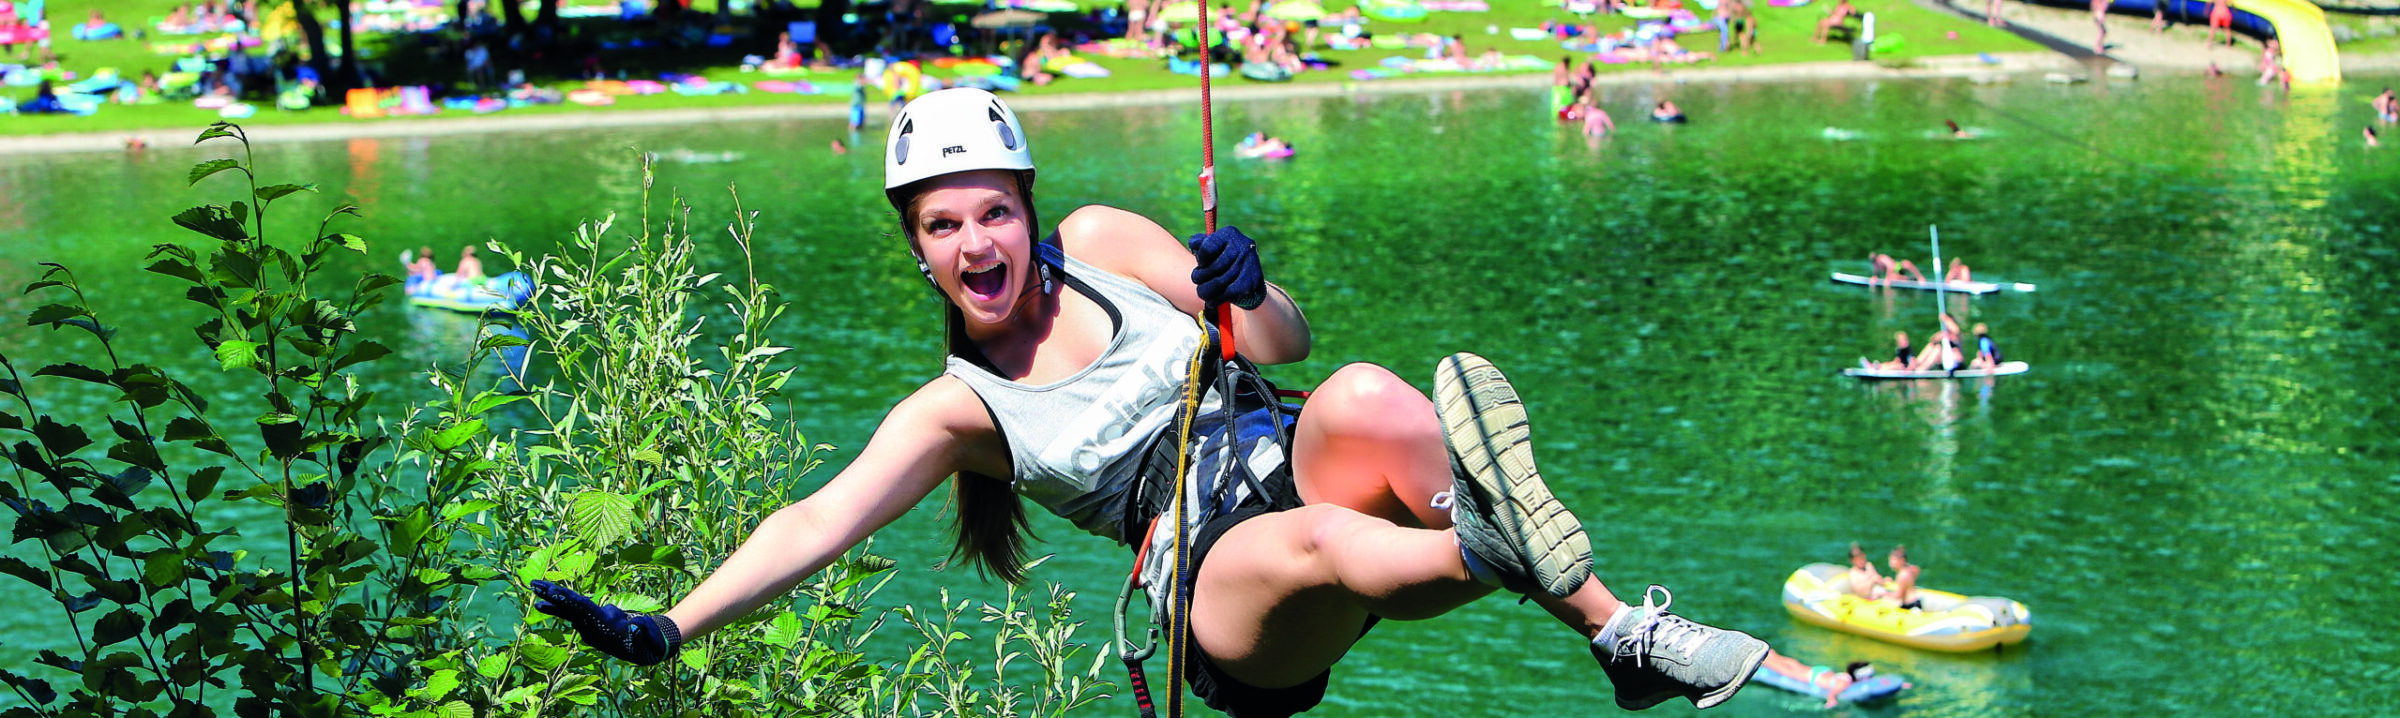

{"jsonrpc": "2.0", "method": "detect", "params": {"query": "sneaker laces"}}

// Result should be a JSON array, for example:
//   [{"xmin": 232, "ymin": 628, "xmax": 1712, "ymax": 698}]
[{"xmin": 1611, "ymin": 585, "xmax": 1710, "ymax": 666}]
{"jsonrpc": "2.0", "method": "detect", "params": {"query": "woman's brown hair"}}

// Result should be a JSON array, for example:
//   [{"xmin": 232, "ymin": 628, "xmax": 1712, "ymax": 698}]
[{"xmin": 894, "ymin": 170, "xmax": 1042, "ymax": 584}]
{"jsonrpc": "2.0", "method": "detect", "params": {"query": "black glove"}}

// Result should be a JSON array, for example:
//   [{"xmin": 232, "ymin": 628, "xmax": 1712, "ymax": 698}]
[
  {"xmin": 530, "ymin": 580, "xmax": 681, "ymax": 666},
  {"xmin": 1188, "ymin": 226, "xmax": 1268, "ymax": 311}
]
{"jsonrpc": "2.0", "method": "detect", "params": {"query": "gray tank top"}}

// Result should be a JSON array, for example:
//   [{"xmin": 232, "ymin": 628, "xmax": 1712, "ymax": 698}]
[{"xmin": 943, "ymin": 247, "xmax": 1224, "ymax": 539}]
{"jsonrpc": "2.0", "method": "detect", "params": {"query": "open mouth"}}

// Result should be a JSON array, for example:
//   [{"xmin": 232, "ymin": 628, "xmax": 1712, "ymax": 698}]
[{"xmin": 961, "ymin": 261, "xmax": 1008, "ymax": 300}]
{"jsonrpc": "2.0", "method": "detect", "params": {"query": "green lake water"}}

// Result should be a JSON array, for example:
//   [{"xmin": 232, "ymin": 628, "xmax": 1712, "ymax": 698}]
[{"xmin": 4, "ymin": 73, "xmax": 2399, "ymax": 716}]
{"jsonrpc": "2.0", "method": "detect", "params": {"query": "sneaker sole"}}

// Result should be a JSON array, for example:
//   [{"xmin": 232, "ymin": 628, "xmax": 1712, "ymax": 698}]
[
  {"xmin": 1434, "ymin": 352, "xmax": 1592, "ymax": 599},
  {"xmin": 1690, "ymin": 641, "xmax": 1769, "ymax": 710},
  {"xmin": 1607, "ymin": 638, "xmax": 1767, "ymax": 711}
]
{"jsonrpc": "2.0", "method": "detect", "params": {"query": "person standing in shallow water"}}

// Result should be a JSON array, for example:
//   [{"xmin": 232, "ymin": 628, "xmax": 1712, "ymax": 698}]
[
  {"xmin": 525, "ymin": 88, "xmax": 1773, "ymax": 717},
  {"xmin": 2090, "ymin": 0, "xmax": 2111, "ymax": 55}
]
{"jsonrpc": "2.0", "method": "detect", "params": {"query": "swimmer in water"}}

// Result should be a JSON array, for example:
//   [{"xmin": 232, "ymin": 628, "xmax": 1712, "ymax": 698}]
[
  {"xmin": 2369, "ymin": 127, "xmax": 2382, "ymax": 148},
  {"xmin": 1651, "ymin": 100, "xmax": 1686, "ymax": 122},
  {"xmin": 1582, "ymin": 93, "xmax": 1616, "ymax": 138},
  {"xmin": 1944, "ymin": 119, "xmax": 1973, "ymax": 139},
  {"xmin": 2373, "ymin": 88, "xmax": 2397, "ymax": 123}
]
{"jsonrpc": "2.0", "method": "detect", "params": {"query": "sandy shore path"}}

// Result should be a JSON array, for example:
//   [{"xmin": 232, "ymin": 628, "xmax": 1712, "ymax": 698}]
[{"xmin": 2, "ymin": 53, "xmax": 2076, "ymax": 157}]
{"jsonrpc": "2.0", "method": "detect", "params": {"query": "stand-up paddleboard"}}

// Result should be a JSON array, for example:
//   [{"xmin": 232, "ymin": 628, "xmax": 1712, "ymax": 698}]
[
  {"xmin": 1831, "ymin": 272, "xmax": 2035, "ymax": 294},
  {"xmin": 1844, "ymin": 361, "xmax": 2028, "ymax": 379},
  {"xmin": 1748, "ymin": 666, "xmax": 1908, "ymax": 704}
]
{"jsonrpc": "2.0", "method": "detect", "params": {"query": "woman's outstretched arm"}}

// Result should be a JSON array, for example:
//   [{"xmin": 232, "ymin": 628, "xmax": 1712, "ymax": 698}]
[{"xmin": 662, "ymin": 378, "xmax": 1000, "ymax": 639}]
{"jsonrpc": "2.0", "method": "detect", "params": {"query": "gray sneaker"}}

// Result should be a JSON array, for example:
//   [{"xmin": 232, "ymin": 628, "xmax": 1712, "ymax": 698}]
[
  {"xmin": 1592, "ymin": 586, "xmax": 1770, "ymax": 711},
  {"xmin": 1434, "ymin": 352, "xmax": 1592, "ymax": 599}
]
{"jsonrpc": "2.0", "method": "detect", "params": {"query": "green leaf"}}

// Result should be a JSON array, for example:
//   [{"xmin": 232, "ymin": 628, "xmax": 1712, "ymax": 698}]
[
  {"xmin": 207, "ymin": 247, "xmax": 261, "ymax": 288},
  {"xmin": 390, "ymin": 506, "xmax": 432, "ymax": 551},
  {"xmin": 440, "ymin": 500, "xmax": 499, "ymax": 521},
  {"xmin": 194, "ymin": 123, "xmax": 238, "ymax": 144},
  {"xmin": 434, "ymin": 700, "xmax": 472, "ymax": 718},
  {"xmin": 679, "ymin": 645, "xmax": 709, "ymax": 671},
  {"xmin": 477, "ymin": 333, "xmax": 531, "ymax": 350},
  {"xmin": 142, "ymin": 551, "xmax": 184, "ymax": 587},
  {"xmin": 516, "ymin": 642, "xmax": 569, "ymax": 672},
  {"xmin": 32, "ymin": 417, "xmax": 91, "ymax": 457},
  {"xmin": 31, "ymin": 362, "xmax": 110, "ymax": 386},
  {"xmin": 517, "ymin": 544, "xmax": 555, "ymax": 583},
  {"xmin": 567, "ymin": 491, "xmax": 638, "ymax": 548},
  {"xmin": 92, "ymin": 609, "xmax": 143, "ymax": 647},
  {"xmin": 24, "ymin": 304, "xmax": 83, "ymax": 327},
  {"xmin": 184, "ymin": 466, "xmax": 224, "ymax": 502},
  {"xmin": 429, "ymin": 419, "xmax": 485, "ymax": 452},
  {"xmin": 164, "ymin": 417, "xmax": 212, "ymax": 442},
  {"xmin": 476, "ymin": 654, "xmax": 508, "ymax": 679},
  {"xmin": 214, "ymin": 340, "xmax": 259, "ymax": 371},
  {"xmin": 0, "ymin": 556, "xmax": 50, "ymax": 590},
  {"xmin": 416, "ymin": 669, "xmax": 460, "ymax": 702},
  {"xmin": 763, "ymin": 611, "xmax": 804, "ymax": 649},
  {"xmin": 255, "ymin": 184, "xmax": 316, "ymax": 202},
  {"xmin": 187, "ymin": 159, "xmax": 239, "ymax": 187},
  {"xmin": 331, "ymin": 234, "xmax": 369, "ymax": 253},
  {"xmin": 550, "ymin": 551, "xmax": 596, "ymax": 581},
  {"xmin": 107, "ymin": 440, "xmax": 165, "ymax": 473},
  {"xmin": 466, "ymin": 393, "xmax": 528, "ymax": 415},
  {"xmin": 145, "ymin": 257, "xmax": 207, "ymax": 285},
  {"xmin": 331, "ymin": 341, "xmax": 392, "ymax": 373},
  {"xmin": 498, "ymin": 683, "xmax": 545, "ymax": 705},
  {"xmin": 173, "ymin": 206, "xmax": 248, "ymax": 242}
]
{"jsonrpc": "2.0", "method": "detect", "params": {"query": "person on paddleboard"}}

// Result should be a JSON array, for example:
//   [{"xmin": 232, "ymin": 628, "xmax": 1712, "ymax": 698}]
[
  {"xmin": 1971, "ymin": 322, "xmax": 2002, "ymax": 370},
  {"xmin": 1867, "ymin": 252, "xmax": 1927, "ymax": 287},
  {"xmin": 1906, "ymin": 314, "xmax": 1966, "ymax": 373},
  {"xmin": 524, "ymin": 87, "xmax": 1770, "ymax": 716},
  {"xmin": 1757, "ymin": 653, "xmax": 1903, "ymax": 708},
  {"xmin": 1861, "ymin": 330, "xmax": 1914, "ymax": 371}
]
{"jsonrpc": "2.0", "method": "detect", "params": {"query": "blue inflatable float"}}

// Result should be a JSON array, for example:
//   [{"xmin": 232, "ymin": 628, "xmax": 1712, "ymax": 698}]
[{"xmin": 405, "ymin": 271, "xmax": 533, "ymax": 314}]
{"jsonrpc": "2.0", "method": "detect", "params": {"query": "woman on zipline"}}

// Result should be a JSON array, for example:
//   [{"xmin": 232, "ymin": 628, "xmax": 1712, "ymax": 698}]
[{"xmin": 531, "ymin": 88, "xmax": 1769, "ymax": 716}]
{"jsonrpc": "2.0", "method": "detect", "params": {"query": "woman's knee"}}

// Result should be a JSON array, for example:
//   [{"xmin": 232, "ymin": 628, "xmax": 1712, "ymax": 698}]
[
  {"xmin": 1310, "ymin": 363, "xmax": 1436, "ymax": 437},
  {"xmin": 1294, "ymin": 504, "xmax": 1397, "ymax": 572}
]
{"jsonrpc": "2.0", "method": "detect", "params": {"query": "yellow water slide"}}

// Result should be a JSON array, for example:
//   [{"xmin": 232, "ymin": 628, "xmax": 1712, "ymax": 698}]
[{"xmin": 2233, "ymin": 0, "xmax": 2341, "ymax": 84}]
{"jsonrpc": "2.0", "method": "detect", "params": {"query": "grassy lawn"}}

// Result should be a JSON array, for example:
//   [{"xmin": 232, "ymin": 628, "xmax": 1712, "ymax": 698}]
[
  {"xmin": 6, "ymin": 0, "xmax": 2039, "ymax": 137},
  {"xmin": 2325, "ymin": 11, "xmax": 2400, "ymax": 57}
]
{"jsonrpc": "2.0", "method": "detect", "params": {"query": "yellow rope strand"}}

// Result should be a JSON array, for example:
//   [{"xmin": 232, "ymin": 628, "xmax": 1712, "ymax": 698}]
[{"xmin": 1162, "ymin": 314, "xmax": 1211, "ymax": 718}]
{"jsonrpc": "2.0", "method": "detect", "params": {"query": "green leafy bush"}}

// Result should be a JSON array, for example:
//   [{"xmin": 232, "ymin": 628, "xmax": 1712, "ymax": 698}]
[
  {"xmin": 0, "ymin": 122, "xmax": 443, "ymax": 718},
  {"xmin": 1, "ymin": 125, "xmax": 1112, "ymax": 718}
]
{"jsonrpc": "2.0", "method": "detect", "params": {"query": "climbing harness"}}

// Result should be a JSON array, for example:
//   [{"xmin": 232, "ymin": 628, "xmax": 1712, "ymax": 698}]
[{"xmin": 1107, "ymin": 6, "xmax": 1277, "ymax": 711}]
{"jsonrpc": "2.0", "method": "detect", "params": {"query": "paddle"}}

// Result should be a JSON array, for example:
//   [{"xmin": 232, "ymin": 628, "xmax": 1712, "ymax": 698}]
[{"xmin": 1929, "ymin": 224, "xmax": 1950, "ymax": 376}]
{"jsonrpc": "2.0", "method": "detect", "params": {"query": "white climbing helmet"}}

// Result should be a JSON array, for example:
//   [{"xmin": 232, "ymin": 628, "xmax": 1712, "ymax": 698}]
[{"xmin": 883, "ymin": 87, "xmax": 1034, "ymax": 193}]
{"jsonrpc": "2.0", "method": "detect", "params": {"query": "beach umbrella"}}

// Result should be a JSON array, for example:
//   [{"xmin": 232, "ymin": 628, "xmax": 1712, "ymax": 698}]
[
  {"xmin": 1005, "ymin": 0, "xmax": 1083, "ymax": 11},
  {"xmin": 1156, "ymin": 1, "xmax": 1209, "ymax": 23},
  {"xmin": 971, "ymin": 9, "xmax": 1044, "ymax": 28},
  {"xmin": 1264, "ymin": 1, "xmax": 1327, "ymax": 22}
]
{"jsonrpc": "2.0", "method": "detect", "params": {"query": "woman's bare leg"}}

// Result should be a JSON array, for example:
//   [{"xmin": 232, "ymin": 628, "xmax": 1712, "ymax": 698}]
[
  {"xmin": 1290, "ymin": 362, "xmax": 1457, "ymax": 530},
  {"xmin": 1189, "ymin": 354, "xmax": 1758, "ymax": 707},
  {"xmin": 1191, "ymin": 507, "xmax": 1632, "ymax": 688},
  {"xmin": 1189, "ymin": 506, "xmax": 1489, "ymax": 687}
]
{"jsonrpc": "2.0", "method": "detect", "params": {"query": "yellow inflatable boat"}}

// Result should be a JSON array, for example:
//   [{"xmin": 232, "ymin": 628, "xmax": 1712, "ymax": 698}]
[{"xmin": 1782, "ymin": 563, "xmax": 2032, "ymax": 652}]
